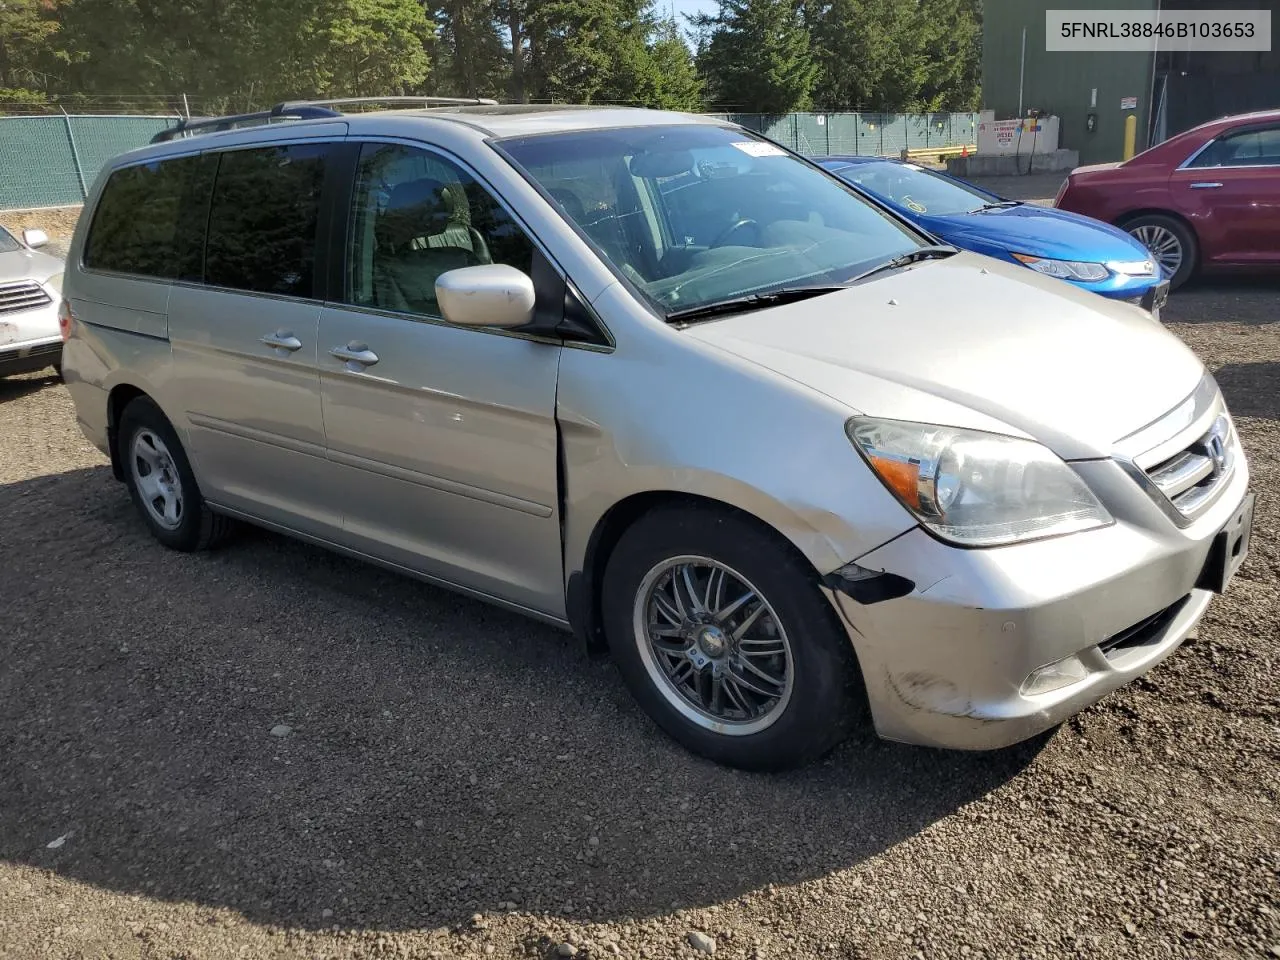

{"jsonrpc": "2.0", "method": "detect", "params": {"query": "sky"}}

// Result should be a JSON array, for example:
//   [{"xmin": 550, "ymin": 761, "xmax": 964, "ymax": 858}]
[{"xmin": 666, "ymin": 0, "xmax": 717, "ymax": 48}]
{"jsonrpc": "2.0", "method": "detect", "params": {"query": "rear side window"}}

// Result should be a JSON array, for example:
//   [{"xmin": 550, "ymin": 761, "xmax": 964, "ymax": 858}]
[
  {"xmin": 1190, "ymin": 125, "xmax": 1280, "ymax": 167},
  {"xmin": 205, "ymin": 143, "xmax": 331, "ymax": 298},
  {"xmin": 84, "ymin": 155, "xmax": 215, "ymax": 279}
]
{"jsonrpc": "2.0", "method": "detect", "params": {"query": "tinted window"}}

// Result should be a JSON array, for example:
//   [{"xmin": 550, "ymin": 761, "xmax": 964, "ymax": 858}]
[
  {"xmin": 500, "ymin": 126, "xmax": 921, "ymax": 318},
  {"xmin": 347, "ymin": 142, "xmax": 534, "ymax": 318},
  {"xmin": 1190, "ymin": 125, "xmax": 1280, "ymax": 167},
  {"xmin": 85, "ymin": 154, "xmax": 215, "ymax": 279},
  {"xmin": 206, "ymin": 143, "xmax": 331, "ymax": 298},
  {"xmin": 0, "ymin": 227, "xmax": 19, "ymax": 254}
]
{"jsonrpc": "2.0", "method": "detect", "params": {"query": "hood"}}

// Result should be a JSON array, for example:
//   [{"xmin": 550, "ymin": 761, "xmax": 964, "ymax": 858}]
[
  {"xmin": 685, "ymin": 253, "xmax": 1204, "ymax": 460},
  {"xmin": 921, "ymin": 204, "xmax": 1153, "ymax": 265},
  {"xmin": 0, "ymin": 247, "xmax": 64, "ymax": 286}
]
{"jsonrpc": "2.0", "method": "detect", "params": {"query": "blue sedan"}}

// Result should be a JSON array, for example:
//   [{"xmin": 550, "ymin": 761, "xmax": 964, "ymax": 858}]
[{"xmin": 818, "ymin": 156, "xmax": 1169, "ymax": 310}]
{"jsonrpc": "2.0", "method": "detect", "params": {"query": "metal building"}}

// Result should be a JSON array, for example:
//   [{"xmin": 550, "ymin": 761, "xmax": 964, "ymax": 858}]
[{"xmin": 982, "ymin": 0, "xmax": 1278, "ymax": 165}]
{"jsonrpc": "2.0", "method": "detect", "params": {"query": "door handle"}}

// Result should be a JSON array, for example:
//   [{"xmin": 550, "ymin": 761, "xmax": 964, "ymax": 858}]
[
  {"xmin": 260, "ymin": 331, "xmax": 303, "ymax": 352},
  {"xmin": 1189, "ymin": 181, "xmax": 1223, "ymax": 189},
  {"xmin": 330, "ymin": 343, "xmax": 380, "ymax": 368}
]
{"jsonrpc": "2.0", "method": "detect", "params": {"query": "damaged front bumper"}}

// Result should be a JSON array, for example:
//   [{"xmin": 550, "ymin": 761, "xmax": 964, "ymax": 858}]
[{"xmin": 820, "ymin": 460, "xmax": 1250, "ymax": 751}]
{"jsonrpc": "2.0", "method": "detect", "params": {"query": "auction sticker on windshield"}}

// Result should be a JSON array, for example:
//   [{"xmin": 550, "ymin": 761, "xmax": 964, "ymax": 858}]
[{"xmin": 731, "ymin": 141, "xmax": 787, "ymax": 157}]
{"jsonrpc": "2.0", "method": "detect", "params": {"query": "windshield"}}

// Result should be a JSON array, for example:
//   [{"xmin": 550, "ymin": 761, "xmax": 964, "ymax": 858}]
[
  {"xmin": 0, "ymin": 227, "xmax": 20, "ymax": 254},
  {"xmin": 498, "ymin": 125, "xmax": 923, "ymax": 318},
  {"xmin": 825, "ymin": 160, "xmax": 1001, "ymax": 216}
]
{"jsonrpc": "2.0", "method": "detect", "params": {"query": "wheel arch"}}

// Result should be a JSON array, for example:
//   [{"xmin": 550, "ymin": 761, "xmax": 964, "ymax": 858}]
[
  {"xmin": 1113, "ymin": 208, "xmax": 1201, "ymax": 251},
  {"xmin": 105, "ymin": 382, "xmax": 152, "ymax": 481},
  {"xmin": 566, "ymin": 490, "xmax": 835, "ymax": 655}
]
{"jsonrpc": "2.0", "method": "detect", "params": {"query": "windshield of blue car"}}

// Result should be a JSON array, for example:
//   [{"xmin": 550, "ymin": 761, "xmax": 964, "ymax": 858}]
[
  {"xmin": 0, "ymin": 227, "xmax": 20, "ymax": 253},
  {"xmin": 498, "ymin": 125, "xmax": 924, "ymax": 319},
  {"xmin": 826, "ymin": 160, "xmax": 1000, "ymax": 216}
]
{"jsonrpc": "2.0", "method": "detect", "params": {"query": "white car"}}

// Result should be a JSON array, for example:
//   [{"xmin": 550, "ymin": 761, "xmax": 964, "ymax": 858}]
[{"xmin": 0, "ymin": 225, "xmax": 65, "ymax": 378}]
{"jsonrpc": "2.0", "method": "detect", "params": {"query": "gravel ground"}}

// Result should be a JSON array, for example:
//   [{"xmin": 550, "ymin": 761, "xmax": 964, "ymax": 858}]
[
  {"xmin": 1, "ymin": 211, "xmax": 1278, "ymax": 960},
  {"xmin": 0, "ymin": 207, "xmax": 81, "ymax": 259}
]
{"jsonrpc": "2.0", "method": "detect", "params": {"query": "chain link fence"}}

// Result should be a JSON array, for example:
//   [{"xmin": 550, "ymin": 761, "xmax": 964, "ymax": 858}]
[
  {"xmin": 0, "ymin": 111, "xmax": 979, "ymax": 211},
  {"xmin": 706, "ymin": 112, "xmax": 981, "ymax": 157},
  {"xmin": 0, "ymin": 115, "xmax": 179, "ymax": 209}
]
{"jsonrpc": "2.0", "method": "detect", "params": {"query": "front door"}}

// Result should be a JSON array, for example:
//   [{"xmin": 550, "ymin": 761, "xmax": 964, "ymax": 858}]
[
  {"xmin": 167, "ymin": 137, "xmax": 344, "ymax": 539},
  {"xmin": 1172, "ymin": 122, "xmax": 1280, "ymax": 267},
  {"xmin": 318, "ymin": 140, "xmax": 565, "ymax": 618}
]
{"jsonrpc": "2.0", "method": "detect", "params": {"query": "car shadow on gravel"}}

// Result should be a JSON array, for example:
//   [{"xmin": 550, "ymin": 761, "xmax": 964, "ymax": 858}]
[
  {"xmin": 0, "ymin": 369, "xmax": 60, "ymax": 402},
  {"xmin": 1212, "ymin": 362, "xmax": 1280, "ymax": 422},
  {"xmin": 0, "ymin": 465, "xmax": 1045, "ymax": 933},
  {"xmin": 1164, "ymin": 276, "xmax": 1280, "ymax": 326}
]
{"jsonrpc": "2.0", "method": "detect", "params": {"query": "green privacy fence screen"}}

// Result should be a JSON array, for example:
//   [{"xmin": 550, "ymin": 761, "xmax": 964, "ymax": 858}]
[
  {"xmin": 706, "ymin": 112, "xmax": 981, "ymax": 158},
  {"xmin": 0, "ymin": 115, "xmax": 179, "ymax": 210},
  {"xmin": 0, "ymin": 111, "xmax": 980, "ymax": 211}
]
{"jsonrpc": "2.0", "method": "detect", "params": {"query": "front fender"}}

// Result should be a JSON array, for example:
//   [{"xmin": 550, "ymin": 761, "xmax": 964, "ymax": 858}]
[{"xmin": 556, "ymin": 284, "xmax": 918, "ymax": 585}]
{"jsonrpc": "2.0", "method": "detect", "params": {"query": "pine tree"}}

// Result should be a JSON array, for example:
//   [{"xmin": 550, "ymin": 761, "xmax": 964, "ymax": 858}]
[{"xmin": 695, "ymin": 0, "xmax": 817, "ymax": 114}]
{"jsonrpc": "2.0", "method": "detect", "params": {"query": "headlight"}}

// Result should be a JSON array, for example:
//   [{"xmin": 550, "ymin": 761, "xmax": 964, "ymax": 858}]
[
  {"xmin": 43, "ymin": 271, "xmax": 64, "ymax": 295},
  {"xmin": 1011, "ymin": 253, "xmax": 1109, "ymax": 282},
  {"xmin": 847, "ymin": 418, "xmax": 1113, "ymax": 547},
  {"xmin": 1108, "ymin": 259, "xmax": 1156, "ymax": 277}
]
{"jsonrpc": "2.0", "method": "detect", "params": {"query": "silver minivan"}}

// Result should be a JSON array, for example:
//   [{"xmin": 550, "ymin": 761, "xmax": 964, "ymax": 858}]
[{"xmin": 61, "ymin": 101, "xmax": 1253, "ymax": 770}]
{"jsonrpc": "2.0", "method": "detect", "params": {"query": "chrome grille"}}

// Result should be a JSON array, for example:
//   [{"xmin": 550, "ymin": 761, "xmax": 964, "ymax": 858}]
[
  {"xmin": 0, "ymin": 280, "xmax": 52, "ymax": 316},
  {"xmin": 1142, "ymin": 414, "xmax": 1235, "ymax": 518}
]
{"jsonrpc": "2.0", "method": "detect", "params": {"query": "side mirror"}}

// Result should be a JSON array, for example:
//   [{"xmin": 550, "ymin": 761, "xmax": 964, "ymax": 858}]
[
  {"xmin": 435, "ymin": 264, "xmax": 535, "ymax": 329},
  {"xmin": 22, "ymin": 228, "xmax": 49, "ymax": 249}
]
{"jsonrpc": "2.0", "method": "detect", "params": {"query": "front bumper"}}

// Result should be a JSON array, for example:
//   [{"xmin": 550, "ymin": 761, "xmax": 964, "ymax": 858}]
[
  {"xmin": 825, "ymin": 454, "xmax": 1250, "ymax": 751},
  {"xmin": 0, "ymin": 335, "xmax": 61, "ymax": 376},
  {"xmin": 1075, "ymin": 273, "xmax": 1165, "ymax": 305}
]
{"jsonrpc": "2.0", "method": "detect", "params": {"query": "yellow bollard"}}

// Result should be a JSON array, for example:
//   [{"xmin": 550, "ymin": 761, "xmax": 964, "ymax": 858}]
[{"xmin": 1123, "ymin": 114, "xmax": 1137, "ymax": 161}]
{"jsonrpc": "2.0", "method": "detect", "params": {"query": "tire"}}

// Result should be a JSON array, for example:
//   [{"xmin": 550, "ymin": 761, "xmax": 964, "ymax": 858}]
[
  {"xmin": 602, "ymin": 504, "xmax": 862, "ymax": 771},
  {"xmin": 1123, "ymin": 213, "xmax": 1197, "ymax": 291},
  {"xmin": 117, "ymin": 396, "xmax": 235, "ymax": 551}
]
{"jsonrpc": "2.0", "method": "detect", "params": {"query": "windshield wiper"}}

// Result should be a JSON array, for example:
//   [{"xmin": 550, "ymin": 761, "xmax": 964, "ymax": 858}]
[
  {"xmin": 977, "ymin": 200, "xmax": 1020, "ymax": 211},
  {"xmin": 666, "ymin": 284, "xmax": 850, "ymax": 324},
  {"xmin": 844, "ymin": 244, "xmax": 958, "ymax": 285}
]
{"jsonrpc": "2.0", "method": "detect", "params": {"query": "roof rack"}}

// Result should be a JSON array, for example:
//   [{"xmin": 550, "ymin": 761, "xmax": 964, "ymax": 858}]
[
  {"xmin": 150, "ymin": 96, "xmax": 501, "ymax": 144},
  {"xmin": 278, "ymin": 96, "xmax": 500, "ymax": 111}
]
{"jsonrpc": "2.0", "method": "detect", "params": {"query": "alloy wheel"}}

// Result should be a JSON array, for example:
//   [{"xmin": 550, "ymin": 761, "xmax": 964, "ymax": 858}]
[
  {"xmin": 632, "ymin": 556, "xmax": 794, "ymax": 735},
  {"xmin": 1129, "ymin": 224, "xmax": 1183, "ymax": 277}
]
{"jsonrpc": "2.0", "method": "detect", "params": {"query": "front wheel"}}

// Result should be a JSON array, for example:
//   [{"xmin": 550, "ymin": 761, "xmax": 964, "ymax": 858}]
[
  {"xmin": 1124, "ymin": 214, "xmax": 1197, "ymax": 290},
  {"xmin": 602, "ymin": 504, "xmax": 862, "ymax": 771}
]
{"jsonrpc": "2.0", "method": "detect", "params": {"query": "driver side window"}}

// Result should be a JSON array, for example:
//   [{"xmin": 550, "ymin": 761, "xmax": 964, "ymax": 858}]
[{"xmin": 347, "ymin": 143, "xmax": 534, "ymax": 319}]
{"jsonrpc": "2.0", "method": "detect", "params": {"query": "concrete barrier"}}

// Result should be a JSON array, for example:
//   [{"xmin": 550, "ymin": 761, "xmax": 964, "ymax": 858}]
[{"xmin": 945, "ymin": 149, "xmax": 1080, "ymax": 177}]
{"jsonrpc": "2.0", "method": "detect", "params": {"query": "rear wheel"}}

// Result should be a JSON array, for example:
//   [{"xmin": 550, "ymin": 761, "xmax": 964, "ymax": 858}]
[
  {"xmin": 1123, "ymin": 213, "xmax": 1197, "ymax": 290},
  {"xmin": 602, "ymin": 504, "xmax": 862, "ymax": 771},
  {"xmin": 117, "ymin": 396, "xmax": 235, "ymax": 551}
]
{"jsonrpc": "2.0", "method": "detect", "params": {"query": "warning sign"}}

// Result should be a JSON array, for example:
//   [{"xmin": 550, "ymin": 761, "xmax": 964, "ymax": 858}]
[{"xmin": 1121, "ymin": 96, "xmax": 1138, "ymax": 110}]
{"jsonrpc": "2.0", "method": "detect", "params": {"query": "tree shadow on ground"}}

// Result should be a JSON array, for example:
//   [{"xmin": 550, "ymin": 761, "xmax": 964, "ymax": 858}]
[{"xmin": 0, "ymin": 465, "xmax": 1046, "ymax": 933}]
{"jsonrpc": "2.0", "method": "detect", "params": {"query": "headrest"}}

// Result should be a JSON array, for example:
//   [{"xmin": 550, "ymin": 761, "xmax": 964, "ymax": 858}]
[{"xmin": 379, "ymin": 178, "xmax": 453, "ymax": 247}]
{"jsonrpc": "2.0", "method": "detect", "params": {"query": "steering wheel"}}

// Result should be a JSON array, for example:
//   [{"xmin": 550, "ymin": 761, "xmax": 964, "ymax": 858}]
[{"xmin": 710, "ymin": 218, "xmax": 760, "ymax": 249}]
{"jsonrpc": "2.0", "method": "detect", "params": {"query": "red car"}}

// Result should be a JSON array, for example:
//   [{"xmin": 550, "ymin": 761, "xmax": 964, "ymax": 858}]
[{"xmin": 1055, "ymin": 109, "xmax": 1280, "ymax": 289}]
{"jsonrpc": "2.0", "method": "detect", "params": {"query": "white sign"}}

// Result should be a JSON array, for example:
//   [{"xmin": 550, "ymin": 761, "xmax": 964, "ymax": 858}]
[
  {"xmin": 1047, "ymin": 9, "xmax": 1271, "ymax": 52},
  {"xmin": 1121, "ymin": 96, "xmax": 1138, "ymax": 110},
  {"xmin": 976, "ymin": 116, "xmax": 1061, "ymax": 156}
]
